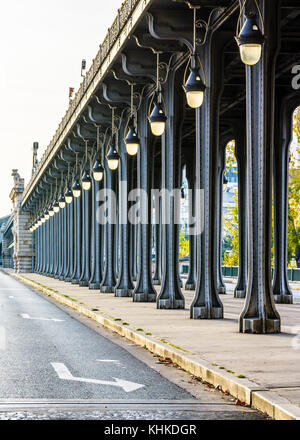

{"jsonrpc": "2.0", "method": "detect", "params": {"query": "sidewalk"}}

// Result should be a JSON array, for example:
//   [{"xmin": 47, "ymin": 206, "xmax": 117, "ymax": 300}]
[{"xmin": 3, "ymin": 269, "xmax": 300, "ymax": 420}]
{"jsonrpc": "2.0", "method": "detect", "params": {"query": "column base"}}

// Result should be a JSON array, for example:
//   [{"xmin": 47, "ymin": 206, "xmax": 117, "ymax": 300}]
[
  {"xmin": 274, "ymin": 294, "xmax": 293, "ymax": 304},
  {"xmin": 185, "ymin": 282, "xmax": 196, "ymax": 291},
  {"xmin": 240, "ymin": 317, "xmax": 281, "ymax": 334},
  {"xmin": 133, "ymin": 292, "xmax": 156, "ymax": 303},
  {"xmin": 59, "ymin": 275, "xmax": 65, "ymax": 281},
  {"xmin": 190, "ymin": 306, "xmax": 223, "ymax": 319},
  {"xmin": 234, "ymin": 289, "xmax": 246, "ymax": 299},
  {"xmin": 115, "ymin": 288, "xmax": 133, "ymax": 298},
  {"xmin": 54, "ymin": 275, "xmax": 60, "ymax": 279},
  {"xmin": 79, "ymin": 280, "xmax": 89, "ymax": 287},
  {"xmin": 71, "ymin": 279, "xmax": 79, "ymax": 284},
  {"xmin": 152, "ymin": 279, "xmax": 161, "ymax": 286},
  {"xmin": 89, "ymin": 283, "xmax": 100, "ymax": 290},
  {"xmin": 100, "ymin": 285, "xmax": 115, "ymax": 293},
  {"xmin": 218, "ymin": 286, "xmax": 226, "ymax": 295},
  {"xmin": 157, "ymin": 298, "xmax": 185, "ymax": 309},
  {"xmin": 64, "ymin": 277, "xmax": 72, "ymax": 282}
]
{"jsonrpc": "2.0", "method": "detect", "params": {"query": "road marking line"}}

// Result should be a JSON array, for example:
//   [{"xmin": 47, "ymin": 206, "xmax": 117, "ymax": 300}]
[
  {"xmin": 51, "ymin": 363, "xmax": 144, "ymax": 393},
  {"xmin": 20, "ymin": 314, "xmax": 64, "ymax": 322},
  {"xmin": 8, "ymin": 296, "xmax": 14, "ymax": 299}
]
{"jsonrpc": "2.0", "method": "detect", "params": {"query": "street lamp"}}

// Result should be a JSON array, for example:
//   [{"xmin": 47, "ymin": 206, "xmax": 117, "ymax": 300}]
[
  {"xmin": 183, "ymin": 9, "xmax": 206, "ymax": 109},
  {"xmin": 149, "ymin": 54, "xmax": 167, "ymax": 136},
  {"xmin": 65, "ymin": 186, "xmax": 73, "ymax": 204},
  {"xmin": 72, "ymin": 178, "xmax": 81, "ymax": 198},
  {"xmin": 183, "ymin": 59, "xmax": 206, "ymax": 109},
  {"xmin": 49, "ymin": 203, "xmax": 55, "ymax": 216},
  {"xmin": 125, "ymin": 85, "xmax": 140, "ymax": 155},
  {"xmin": 106, "ymin": 145, "xmax": 120, "ymax": 171},
  {"xmin": 81, "ymin": 169, "xmax": 92, "ymax": 191},
  {"xmin": 149, "ymin": 98, "xmax": 167, "ymax": 136},
  {"xmin": 58, "ymin": 193, "xmax": 66, "ymax": 209},
  {"xmin": 106, "ymin": 108, "xmax": 120, "ymax": 170},
  {"xmin": 125, "ymin": 121, "xmax": 140, "ymax": 156},
  {"xmin": 92, "ymin": 159, "xmax": 104, "ymax": 181},
  {"xmin": 53, "ymin": 199, "xmax": 60, "ymax": 213},
  {"xmin": 235, "ymin": 9, "xmax": 264, "ymax": 66}
]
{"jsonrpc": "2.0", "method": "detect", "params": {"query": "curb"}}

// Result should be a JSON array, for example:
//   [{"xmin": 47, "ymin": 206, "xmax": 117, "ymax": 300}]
[{"xmin": 7, "ymin": 271, "xmax": 300, "ymax": 420}]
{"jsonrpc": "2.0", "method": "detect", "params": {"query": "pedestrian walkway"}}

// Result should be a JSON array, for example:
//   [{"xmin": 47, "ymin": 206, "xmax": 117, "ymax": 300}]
[{"xmin": 4, "ymin": 269, "xmax": 300, "ymax": 420}]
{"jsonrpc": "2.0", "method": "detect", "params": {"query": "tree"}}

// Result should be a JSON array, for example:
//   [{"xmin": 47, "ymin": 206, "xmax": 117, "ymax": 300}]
[
  {"xmin": 288, "ymin": 107, "xmax": 300, "ymax": 267},
  {"xmin": 222, "ymin": 108, "xmax": 300, "ymax": 268},
  {"xmin": 179, "ymin": 231, "xmax": 189, "ymax": 259},
  {"xmin": 222, "ymin": 141, "xmax": 239, "ymax": 266},
  {"xmin": 223, "ymin": 189, "xmax": 239, "ymax": 266}
]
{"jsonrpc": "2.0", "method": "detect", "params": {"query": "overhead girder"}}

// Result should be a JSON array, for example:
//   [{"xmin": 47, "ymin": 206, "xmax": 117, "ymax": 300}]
[
  {"xmin": 101, "ymin": 79, "xmax": 131, "ymax": 107},
  {"xmin": 21, "ymin": 0, "xmax": 300, "ymax": 209},
  {"xmin": 60, "ymin": 145, "xmax": 76, "ymax": 163},
  {"xmin": 48, "ymin": 166, "xmax": 62, "ymax": 180},
  {"xmin": 76, "ymin": 122, "xmax": 97, "ymax": 142},
  {"xmin": 85, "ymin": 98, "xmax": 112, "ymax": 126},
  {"xmin": 54, "ymin": 157, "xmax": 69, "ymax": 171},
  {"xmin": 120, "ymin": 50, "xmax": 157, "ymax": 83},
  {"xmin": 146, "ymin": 10, "xmax": 195, "ymax": 51},
  {"xmin": 132, "ymin": 32, "xmax": 185, "ymax": 54},
  {"xmin": 67, "ymin": 138, "xmax": 86, "ymax": 154}
]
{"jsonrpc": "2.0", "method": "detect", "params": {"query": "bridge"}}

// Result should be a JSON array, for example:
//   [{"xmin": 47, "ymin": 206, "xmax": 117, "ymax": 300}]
[{"xmin": 8, "ymin": 0, "xmax": 300, "ymax": 334}]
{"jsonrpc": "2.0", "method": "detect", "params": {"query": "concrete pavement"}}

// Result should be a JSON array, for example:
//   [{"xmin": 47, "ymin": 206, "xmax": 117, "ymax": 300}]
[
  {"xmin": 3, "ymin": 269, "xmax": 300, "ymax": 420},
  {"xmin": 0, "ymin": 270, "xmax": 267, "ymax": 420}
]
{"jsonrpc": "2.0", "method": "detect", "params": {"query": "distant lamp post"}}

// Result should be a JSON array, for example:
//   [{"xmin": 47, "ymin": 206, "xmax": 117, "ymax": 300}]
[{"xmin": 81, "ymin": 59, "xmax": 86, "ymax": 77}]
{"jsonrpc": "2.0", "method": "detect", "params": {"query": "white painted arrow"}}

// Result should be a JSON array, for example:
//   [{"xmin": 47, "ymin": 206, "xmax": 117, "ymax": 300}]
[
  {"xmin": 20, "ymin": 314, "xmax": 64, "ymax": 322},
  {"xmin": 51, "ymin": 362, "xmax": 144, "ymax": 393}
]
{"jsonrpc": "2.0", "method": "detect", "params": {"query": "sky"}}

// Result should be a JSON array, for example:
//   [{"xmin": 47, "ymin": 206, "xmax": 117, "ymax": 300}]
[{"xmin": 0, "ymin": 0, "xmax": 122, "ymax": 217}]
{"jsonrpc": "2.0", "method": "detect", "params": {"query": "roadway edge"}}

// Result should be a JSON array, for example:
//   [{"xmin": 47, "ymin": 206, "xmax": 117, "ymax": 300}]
[{"xmin": 5, "ymin": 270, "xmax": 300, "ymax": 421}]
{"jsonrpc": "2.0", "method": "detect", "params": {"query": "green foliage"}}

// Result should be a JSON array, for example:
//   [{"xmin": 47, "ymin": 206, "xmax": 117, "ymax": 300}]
[
  {"xmin": 223, "ymin": 190, "xmax": 239, "ymax": 266},
  {"xmin": 179, "ymin": 231, "xmax": 189, "ymax": 259},
  {"xmin": 223, "ymin": 141, "xmax": 239, "ymax": 266},
  {"xmin": 223, "ymin": 109, "xmax": 300, "ymax": 268},
  {"xmin": 289, "ymin": 108, "xmax": 300, "ymax": 267}
]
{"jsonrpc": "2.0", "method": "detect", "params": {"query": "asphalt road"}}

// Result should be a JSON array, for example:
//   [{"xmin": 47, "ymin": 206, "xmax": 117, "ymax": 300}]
[{"xmin": 0, "ymin": 271, "xmax": 267, "ymax": 420}]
